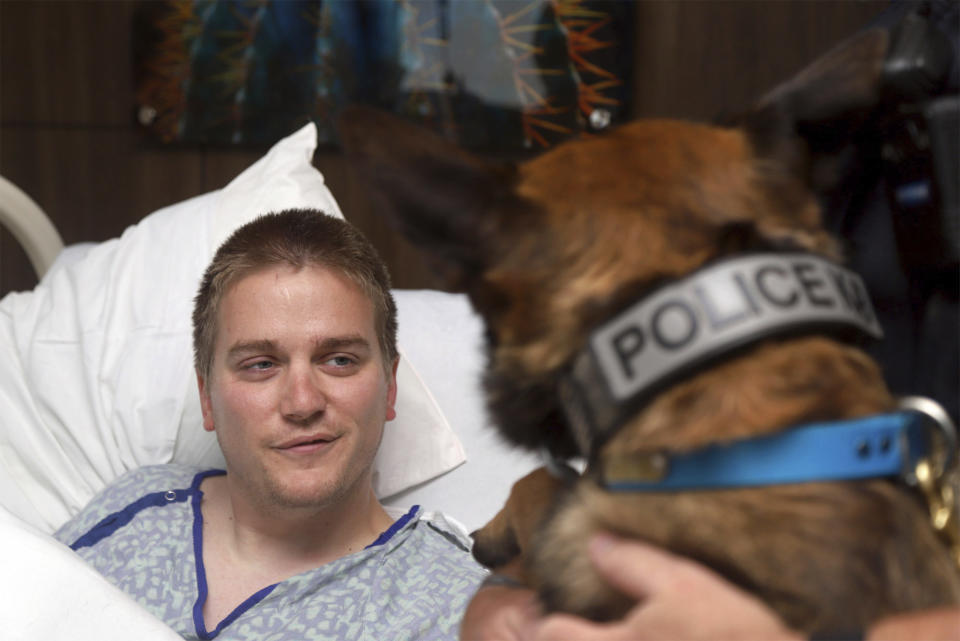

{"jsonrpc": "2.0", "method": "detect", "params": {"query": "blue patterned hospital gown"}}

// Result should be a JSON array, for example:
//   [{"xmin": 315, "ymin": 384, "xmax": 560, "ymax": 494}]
[{"xmin": 54, "ymin": 465, "xmax": 487, "ymax": 640}]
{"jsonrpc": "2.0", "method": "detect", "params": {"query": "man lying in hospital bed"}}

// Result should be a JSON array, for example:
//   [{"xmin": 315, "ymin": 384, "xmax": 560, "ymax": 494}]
[{"xmin": 0, "ymin": 124, "xmax": 540, "ymax": 639}]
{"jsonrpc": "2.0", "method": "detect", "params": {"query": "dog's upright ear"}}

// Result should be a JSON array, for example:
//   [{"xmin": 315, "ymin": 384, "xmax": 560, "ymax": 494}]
[
  {"xmin": 740, "ymin": 27, "xmax": 890, "ymax": 194},
  {"xmin": 338, "ymin": 106, "xmax": 520, "ymax": 291}
]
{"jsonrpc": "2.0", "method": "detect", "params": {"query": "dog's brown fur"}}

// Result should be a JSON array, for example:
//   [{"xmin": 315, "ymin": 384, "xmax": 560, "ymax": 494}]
[{"xmin": 340, "ymin": 28, "xmax": 960, "ymax": 636}]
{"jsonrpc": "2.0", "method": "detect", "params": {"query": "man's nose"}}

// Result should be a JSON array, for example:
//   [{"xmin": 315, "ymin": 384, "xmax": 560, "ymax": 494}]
[{"xmin": 279, "ymin": 364, "xmax": 327, "ymax": 423}]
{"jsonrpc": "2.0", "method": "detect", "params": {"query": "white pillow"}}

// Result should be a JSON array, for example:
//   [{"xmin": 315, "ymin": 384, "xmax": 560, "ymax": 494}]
[{"xmin": 0, "ymin": 123, "xmax": 465, "ymax": 533}]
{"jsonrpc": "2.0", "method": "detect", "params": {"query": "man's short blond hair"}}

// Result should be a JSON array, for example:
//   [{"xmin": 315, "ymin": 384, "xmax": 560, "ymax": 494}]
[{"xmin": 192, "ymin": 209, "xmax": 398, "ymax": 378}]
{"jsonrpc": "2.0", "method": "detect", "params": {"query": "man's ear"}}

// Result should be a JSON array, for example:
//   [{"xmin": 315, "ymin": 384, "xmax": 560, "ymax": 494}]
[
  {"xmin": 338, "ymin": 105, "xmax": 521, "ymax": 291},
  {"xmin": 196, "ymin": 370, "xmax": 215, "ymax": 433},
  {"xmin": 385, "ymin": 358, "xmax": 399, "ymax": 423}
]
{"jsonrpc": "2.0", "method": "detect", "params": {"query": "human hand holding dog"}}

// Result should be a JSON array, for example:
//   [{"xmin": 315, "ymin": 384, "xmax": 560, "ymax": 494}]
[
  {"xmin": 461, "ymin": 535, "xmax": 960, "ymax": 641},
  {"xmin": 536, "ymin": 535, "xmax": 960, "ymax": 641},
  {"xmin": 530, "ymin": 533, "xmax": 803, "ymax": 641},
  {"xmin": 459, "ymin": 533, "xmax": 800, "ymax": 641}
]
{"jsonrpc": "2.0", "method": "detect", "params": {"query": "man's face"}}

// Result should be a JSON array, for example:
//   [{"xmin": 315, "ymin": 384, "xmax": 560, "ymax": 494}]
[{"xmin": 198, "ymin": 264, "xmax": 398, "ymax": 511}]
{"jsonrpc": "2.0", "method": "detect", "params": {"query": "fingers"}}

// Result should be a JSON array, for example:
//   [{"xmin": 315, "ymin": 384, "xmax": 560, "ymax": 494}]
[
  {"xmin": 867, "ymin": 606, "xmax": 960, "ymax": 641},
  {"xmin": 587, "ymin": 532, "xmax": 695, "ymax": 600},
  {"xmin": 534, "ymin": 614, "xmax": 621, "ymax": 641},
  {"xmin": 586, "ymin": 533, "xmax": 803, "ymax": 641}
]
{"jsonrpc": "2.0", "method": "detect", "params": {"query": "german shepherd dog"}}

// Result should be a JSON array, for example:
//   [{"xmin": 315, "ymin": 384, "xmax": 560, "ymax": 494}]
[{"xmin": 340, "ymin": 26, "xmax": 960, "ymax": 636}]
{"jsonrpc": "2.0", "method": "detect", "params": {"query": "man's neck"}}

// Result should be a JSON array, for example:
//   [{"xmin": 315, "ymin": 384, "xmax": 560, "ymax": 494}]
[
  {"xmin": 198, "ymin": 474, "xmax": 395, "ymax": 629},
  {"xmin": 202, "ymin": 474, "xmax": 394, "ymax": 576}
]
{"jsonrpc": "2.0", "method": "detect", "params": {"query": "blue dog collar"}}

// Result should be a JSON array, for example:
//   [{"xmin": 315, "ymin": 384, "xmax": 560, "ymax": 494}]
[{"xmin": 601, "ymin": 410, "xmax": 938, "ymax": 492}]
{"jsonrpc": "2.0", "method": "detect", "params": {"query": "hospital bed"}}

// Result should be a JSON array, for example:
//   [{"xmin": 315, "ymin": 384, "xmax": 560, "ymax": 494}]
[{"xmin": 0, "ymin": 124, "xmax": 540, "ymax": 639}]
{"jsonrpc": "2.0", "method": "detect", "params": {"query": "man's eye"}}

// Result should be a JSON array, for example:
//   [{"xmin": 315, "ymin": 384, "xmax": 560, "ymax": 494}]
[
  {"xmin": 326, "ymin": 356, "xmax": 356, "ymax": 368},
  {"xmin": 246, "ymin": 360, "xmax": 274, "ymax": 371}
]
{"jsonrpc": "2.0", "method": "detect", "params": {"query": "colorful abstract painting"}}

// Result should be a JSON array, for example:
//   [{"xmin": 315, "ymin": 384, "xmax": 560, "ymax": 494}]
[{"xmin": 134, "ymin": 0, "xmax": 633, "ymax": 152}]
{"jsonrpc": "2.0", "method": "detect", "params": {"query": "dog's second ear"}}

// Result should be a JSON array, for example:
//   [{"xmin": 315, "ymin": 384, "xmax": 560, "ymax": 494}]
[
  {"xmin": 338, "ymin": 106, "xmax": 520, "ymax": 290},
  {"xmin": 741, "ymin": 27, "xmax": 890, "ymax": 194}
]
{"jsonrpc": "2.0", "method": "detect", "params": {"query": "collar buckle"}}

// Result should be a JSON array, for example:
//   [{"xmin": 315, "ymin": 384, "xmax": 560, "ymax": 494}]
[{"xmin": 603, "ymin": 451, "xmax": 670, "ymax": 485}]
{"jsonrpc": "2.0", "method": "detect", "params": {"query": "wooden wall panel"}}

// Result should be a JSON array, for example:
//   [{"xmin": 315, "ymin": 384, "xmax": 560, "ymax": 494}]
[
  {"xmin": 630, "ymin": 0, "xmax": 891, "ymax": 121},
  {"xmin": 0, "ymin": 126, "xmax": 206, "ymax": 292},
  {"xmin": 1, "ymin": 0, "xmax": 135, "ymax": 126},
  {"xmin": 1, "ymin": 0, "xmax": 891, "ymax": 296},
  {"xmin": 1, "ymin": 128, "xmax": 205, "ymax": 241},
  {"xmin": 0, "ymin": 229, "xmax": 36, "ymax": 295}
]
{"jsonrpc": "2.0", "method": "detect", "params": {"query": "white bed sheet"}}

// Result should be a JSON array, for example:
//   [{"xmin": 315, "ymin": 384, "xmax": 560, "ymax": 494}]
[{"xmin": 0, "ymin": 504, "xmax": 181, "ymax": 640}]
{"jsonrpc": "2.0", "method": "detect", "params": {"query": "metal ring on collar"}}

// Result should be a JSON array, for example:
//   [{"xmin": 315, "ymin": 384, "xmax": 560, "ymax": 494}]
[{"xmin": 898, "ymin": 396, "xmax": 957, "ymax": 477}]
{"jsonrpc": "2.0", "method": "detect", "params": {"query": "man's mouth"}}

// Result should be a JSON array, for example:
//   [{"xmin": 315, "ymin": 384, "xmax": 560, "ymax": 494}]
[{"xmin": 275, "ymin": 434, "xmax": 339, "ymax": 454}]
